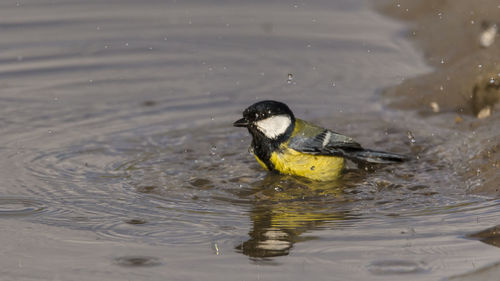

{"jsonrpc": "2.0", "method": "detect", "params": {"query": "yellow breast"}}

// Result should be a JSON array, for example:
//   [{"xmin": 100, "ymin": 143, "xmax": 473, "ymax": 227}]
[{"xmin": 268, "ymin": 145, "xmax": 344, "ymax": 181}]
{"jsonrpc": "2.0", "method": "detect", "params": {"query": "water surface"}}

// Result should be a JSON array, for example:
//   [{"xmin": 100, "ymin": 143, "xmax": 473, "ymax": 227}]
[{"xmin": 0, "ymin": 0, "xmax": 499, "ymax": 280}]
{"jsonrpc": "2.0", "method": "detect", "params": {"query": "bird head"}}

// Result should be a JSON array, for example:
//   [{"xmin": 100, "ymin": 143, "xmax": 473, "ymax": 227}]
[{"xmin": 233, "ymin": 100, "xmax": 295, "ymax": 141}]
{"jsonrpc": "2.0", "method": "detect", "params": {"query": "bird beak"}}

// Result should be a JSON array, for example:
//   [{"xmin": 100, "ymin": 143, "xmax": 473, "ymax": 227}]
[{"xmin": 233, "ymin": 117, "xmax": 249, "ymax": 127}]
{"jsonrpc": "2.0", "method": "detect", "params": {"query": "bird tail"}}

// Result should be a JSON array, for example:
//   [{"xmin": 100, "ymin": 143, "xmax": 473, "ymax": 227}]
[{"xmin": 348, "ymin": 149, "xmax": 407, "ymax": 164}]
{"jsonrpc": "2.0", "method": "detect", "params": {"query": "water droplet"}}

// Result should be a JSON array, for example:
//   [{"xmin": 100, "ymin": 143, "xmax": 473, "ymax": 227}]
[
  {"xmin": 407, "ymin": 131, "xmax": 416, "ymax": 145},
  {"xmin": 287, "ymin": 73, "xmax": 293, "ymax": 84}
]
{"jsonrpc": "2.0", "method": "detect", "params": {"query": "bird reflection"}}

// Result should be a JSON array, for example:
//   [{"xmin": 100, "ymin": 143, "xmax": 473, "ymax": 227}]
[{"xmin": 236, "ymin": 173, "xmax": 361, "ymax": 259}]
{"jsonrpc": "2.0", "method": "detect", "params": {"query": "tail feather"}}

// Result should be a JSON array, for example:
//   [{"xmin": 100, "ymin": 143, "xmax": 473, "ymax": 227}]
[{"xmin": 348, "ymin": 149, "xmax": 407, "ymax": 164}]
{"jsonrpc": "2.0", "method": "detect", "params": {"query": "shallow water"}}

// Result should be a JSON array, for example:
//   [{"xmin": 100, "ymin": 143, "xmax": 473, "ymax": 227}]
[{"xmin": 1, "ymin": 0, "xmax": 499, "ymax": 280}]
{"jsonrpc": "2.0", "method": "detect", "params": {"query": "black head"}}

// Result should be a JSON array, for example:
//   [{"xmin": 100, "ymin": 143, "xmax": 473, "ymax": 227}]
[{"xmin": 233, "ymin": 100, "xmax": 295, "ymax": 141}]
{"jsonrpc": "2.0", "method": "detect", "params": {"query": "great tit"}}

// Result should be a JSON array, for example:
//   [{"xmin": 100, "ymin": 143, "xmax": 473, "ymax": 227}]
[{"xmin": 233, "ymin": 100, "xmax": 407, "ymax": 181}]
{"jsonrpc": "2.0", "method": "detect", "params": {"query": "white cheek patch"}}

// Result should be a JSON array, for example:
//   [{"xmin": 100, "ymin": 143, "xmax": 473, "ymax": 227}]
[{"xmin": 255, "ymin": 115, "xmax": 291, "ymax": 139}]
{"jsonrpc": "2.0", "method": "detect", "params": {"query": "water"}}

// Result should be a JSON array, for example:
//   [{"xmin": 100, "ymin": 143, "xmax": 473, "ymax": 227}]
[{"xmin": 0, "ymin": 0, "xmax": 499, "ymax": 280}]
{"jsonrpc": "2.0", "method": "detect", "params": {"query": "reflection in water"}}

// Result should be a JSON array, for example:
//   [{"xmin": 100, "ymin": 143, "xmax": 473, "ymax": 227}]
[{"xmin": 236, "ymin": 174, "xmax": 359, "ymax": 258}]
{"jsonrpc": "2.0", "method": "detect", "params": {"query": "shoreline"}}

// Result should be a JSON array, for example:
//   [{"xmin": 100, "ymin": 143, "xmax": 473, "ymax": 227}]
[{"xmin": 377, "ymin": 0, "xmax": 500, "ymax": 196}]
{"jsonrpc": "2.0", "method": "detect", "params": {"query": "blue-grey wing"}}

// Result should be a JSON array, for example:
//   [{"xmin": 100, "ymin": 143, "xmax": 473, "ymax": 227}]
[{"xmin": 288, "ymin": 128, "xmax": 362, "ymax": 156}]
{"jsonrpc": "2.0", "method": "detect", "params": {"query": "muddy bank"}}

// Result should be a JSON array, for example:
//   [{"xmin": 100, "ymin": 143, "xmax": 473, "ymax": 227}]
[{"xmin": 378, "ymin": 0, "xmax": 500, "ymax": 195}]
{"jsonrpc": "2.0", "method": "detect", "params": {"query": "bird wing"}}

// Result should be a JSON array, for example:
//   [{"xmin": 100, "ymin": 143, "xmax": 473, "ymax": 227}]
[
  {"xmin": 288, "ymin": 119, "xmax": 407, "ymax": 164},
  {"xmin": 287, "ymin": 120, "xmax": 362, "ymax": 156}
]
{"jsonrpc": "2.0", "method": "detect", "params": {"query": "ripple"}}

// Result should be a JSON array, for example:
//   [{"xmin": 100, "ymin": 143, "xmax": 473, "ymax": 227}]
[
  {"xmin": 0, "ymin": 197, "xmax": 46, "ymax": 217},
  {"xmin": 367, "ymin": 260, "xmax": 429, "ymax": 275},
  {"xmin": 114, "ymin": 256, "xmax": 162, "ymax": 267}
]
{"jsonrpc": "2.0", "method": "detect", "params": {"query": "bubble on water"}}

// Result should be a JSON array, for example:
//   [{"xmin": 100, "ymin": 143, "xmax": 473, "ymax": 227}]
[
  {"xmin": 287, "ymin": 73, "xmax": 293, "ymax": 84},
  {"xmin": 407, "ymin": 131, "xmax": 416, "ymax": 145}
]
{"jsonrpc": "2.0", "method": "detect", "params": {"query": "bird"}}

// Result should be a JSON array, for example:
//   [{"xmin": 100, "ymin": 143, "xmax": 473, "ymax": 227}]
[{"xmin": 233, "ymin": 100, "xmax": 407, "ymax": 181}]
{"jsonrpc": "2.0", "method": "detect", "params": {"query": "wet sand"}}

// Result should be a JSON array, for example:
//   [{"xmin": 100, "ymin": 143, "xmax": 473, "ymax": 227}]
[{"xmin": 378, "ymin": 0, "xmax": 500, "ymax": 196}]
